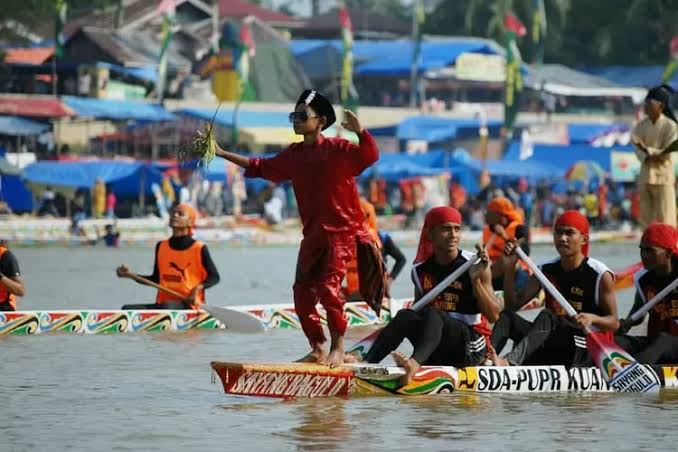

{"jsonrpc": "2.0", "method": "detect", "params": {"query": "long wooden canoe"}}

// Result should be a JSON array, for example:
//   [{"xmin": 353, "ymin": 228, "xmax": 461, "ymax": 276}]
[
  {"xmin": 0, "ymin": 300, "xmax": 396, "ymax": 335},
  {"xmin": 210, "ymin": 361, "xmax": 678, "ymax": 398}
]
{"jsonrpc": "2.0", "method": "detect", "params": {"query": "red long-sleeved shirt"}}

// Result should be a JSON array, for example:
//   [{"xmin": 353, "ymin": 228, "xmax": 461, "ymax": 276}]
[{"xmin": 244, "ymin": 131, "xmax": 379, "ymax": 246}]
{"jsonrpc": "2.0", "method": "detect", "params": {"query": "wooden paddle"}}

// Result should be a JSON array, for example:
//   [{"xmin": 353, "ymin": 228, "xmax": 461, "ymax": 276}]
[
  {"xmin": 628, "ymin": 275, "xmax": 678, "ymax": 323},
  {"xmin": 127, "ymin": 273, "xmax": 264, "ymax": 334},
  {"xmin": 348, "ymin": 235, "xmax": 495, "ymax": 360},
  {"xmin": 514, "ymin": 247, "xmax": 660, "ymax": 393}
]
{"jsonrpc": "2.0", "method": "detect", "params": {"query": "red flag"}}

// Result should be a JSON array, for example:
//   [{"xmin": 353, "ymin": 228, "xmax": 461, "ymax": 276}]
[
  {"xmin": 613, "ymin": 261, "xmax": 643, "ymax": 291},
  {"xmin": 339, "ymin": 6, "xmax": 353, "ymax": 32},
  {"xmin": 504, "ymin": 12, "xmax": 526, "ymax": 37},
  {"xmin": 670, "ymin": 36, "xmax": 678, "ymax": 57},
  {"xmin": 240, "ymin": 21, "xmax": 255, "ymax": 57}
]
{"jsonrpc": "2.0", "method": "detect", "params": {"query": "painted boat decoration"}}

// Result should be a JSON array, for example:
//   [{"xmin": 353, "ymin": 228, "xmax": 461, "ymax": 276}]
[
  {"xmin": 210, "ymin": 362, "xmax": 678, "ymax": 398},
  {"xmin": 0, "ymin": 300, "xmax": 397, "ymax": 336}
]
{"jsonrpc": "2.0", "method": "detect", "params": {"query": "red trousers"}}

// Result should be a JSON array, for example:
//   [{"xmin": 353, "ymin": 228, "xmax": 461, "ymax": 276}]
[{"xmin": 293, "ymin": 234, "xmax": 355, "ymax": 347}]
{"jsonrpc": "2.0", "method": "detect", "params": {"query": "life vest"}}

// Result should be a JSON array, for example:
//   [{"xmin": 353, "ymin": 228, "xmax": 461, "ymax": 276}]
[
  {"xmin": 540, "ymin": 257, "xmax": 611, "ymax": 318},
  {"xmin": 156, "ymin": 239, "xmax": 207, "ymax": 308},
  {"xmin": 0, "ymin": 246, "xmax": 16, "ymax": 310},
  {"xmin": 344, "ymin": 226, "xmax": 381, "ymax": 296},
  {"xmin": 412, "ymin": 250, "xmax": 492, "ymax": 344},
  {"xmin": 634, "ymin": 268, "xmax": 678, "ymax": 337},
  {"xmin": 483, "ymin": 220, "xmax": 530, "ymax": 272}
]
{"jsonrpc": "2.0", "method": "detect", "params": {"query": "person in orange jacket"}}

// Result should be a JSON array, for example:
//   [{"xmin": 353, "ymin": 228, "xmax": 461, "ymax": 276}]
[
  {"xmin": 116, "ymin": 204, "xmax": 220, "ymax": 310},
  {"xmin": 483, "ymin": 196, "xmax": 531, "ymax": 292},
  {"xmin": 0, "ymin": 240, "xmax": 25, "ymax": 311}
]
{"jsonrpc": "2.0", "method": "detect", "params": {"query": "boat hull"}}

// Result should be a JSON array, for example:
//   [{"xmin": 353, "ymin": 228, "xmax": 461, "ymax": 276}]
[
  {"xmin": 0, "ymin": 301, "xmax": 394, "ymax": 335},
  {"xmin": 210, "ymin": 362, "xmax": 678, "ymax": 398}
]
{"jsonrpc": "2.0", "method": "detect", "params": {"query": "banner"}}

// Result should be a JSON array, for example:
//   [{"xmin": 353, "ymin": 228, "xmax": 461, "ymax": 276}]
[{"xmin": 455, "ymin": 53, "xmax": 505, "ymax": 82}]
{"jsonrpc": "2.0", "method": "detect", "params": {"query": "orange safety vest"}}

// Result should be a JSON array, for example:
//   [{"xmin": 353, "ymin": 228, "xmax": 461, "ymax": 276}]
[
  {"xmin": 156, "ymin": 240, "xmax": 207, "ymax": 307},
  {"xmin": 0, "ymin": 247, "xmax": 16, "ymax": 310},
  {"xmin": 483, "ymin": 221, "xmax": 530, "ymax": 271},
  {"xmin": 344, "ymin": 227, "xmax": 381, "ymax": 296}
]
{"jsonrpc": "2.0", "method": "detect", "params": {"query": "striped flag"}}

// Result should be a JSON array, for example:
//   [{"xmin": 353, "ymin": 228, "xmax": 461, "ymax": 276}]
[
  {"xmin": 503, "ymin": 12, "xmax": 525, "ymax": 136},
  {"xmin": 156, "ymin": 0, "xmax": 176, "ymax": 102},
  {"xmin": 409, "ymin": 0, "xmax": 425, "ymax": 107},
  {"xmin": 339, "ymin": 4, "xmax": 357, "ymax": 111},
  {"xmin": 662, "ymin": 36, "xmax": 678, "ymax": 83},
  {"xmin": 54, "ymin": 0, "xmax": 68, "ymax": 58},
  {"xmin": 531, "ymin": 0, "xmax": 546, "ymax": 65}
]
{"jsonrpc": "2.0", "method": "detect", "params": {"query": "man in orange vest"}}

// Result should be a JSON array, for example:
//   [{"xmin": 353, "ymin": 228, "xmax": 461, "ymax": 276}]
[
  {"xmin": 116, "ymin": 204, "xmax": 220, "ymax": 309},
  {"xmin": 0, "ymin": 240, "xmax": 25, "ymax": 311},
  {"xmin": 483, "ymin": 196, "xmax": 530, "ymax": 291},
  {"xmin": 343, "ymin": 198, "xmax": 381, "ymax": 300}
]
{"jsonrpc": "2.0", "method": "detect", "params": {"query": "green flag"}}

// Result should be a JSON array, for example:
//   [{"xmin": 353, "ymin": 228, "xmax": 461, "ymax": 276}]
[
  {"xmin": 339, "ymin": 4, "xmax": 358, "ymax": 112},
  {"xmin": 531, "ymin": 0, "xmax": 546, "ymax": 65},
  {"xmin": 156, "ymin": 0, "xmax": 175, "ymax": 102},
  {"xmin": 409, "ymin": 0, "xmax": 425, "ymax": 107},
  {"xmin": 55, "ymin": 0, "xmax": 67, "ymax": 58},
  {"xmin": 504, "ymin": 12, "xmax": 525, "ymax": 136},
  {"xmin": 662, "ymin": 36, "xmax": 678, "ymax": 83}
]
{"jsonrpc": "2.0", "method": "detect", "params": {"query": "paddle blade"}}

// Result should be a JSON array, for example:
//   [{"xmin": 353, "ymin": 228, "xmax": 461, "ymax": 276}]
[
  {"xmin": 348, "ymin": 328, "xmax": 382, "ymax": 361},
  {"xmin": 613, "ymin": 262, "xmax": 643, "ymax": 291},
  {"xmin": 203, "ymin": 305, "xmax": 266, "ymax": 334},
  {"xmin": 586, "ymin": 331, "xmax": 660, "ymax": 393}
]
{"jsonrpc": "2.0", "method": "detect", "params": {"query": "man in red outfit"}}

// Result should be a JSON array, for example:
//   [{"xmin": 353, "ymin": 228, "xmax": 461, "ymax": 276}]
[{"xmin": 214, "ymin": 90, "xmax": 379, "ymax": 366}]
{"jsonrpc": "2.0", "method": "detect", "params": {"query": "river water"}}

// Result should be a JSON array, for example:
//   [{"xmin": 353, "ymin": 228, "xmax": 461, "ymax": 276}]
[{"xmin": 1, "ymin": 242, "xmax": 676, "ymax": 451}]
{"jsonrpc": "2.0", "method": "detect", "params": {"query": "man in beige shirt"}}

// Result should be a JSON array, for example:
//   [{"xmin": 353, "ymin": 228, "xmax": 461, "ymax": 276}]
[{"xmin": 632, "ymin": 85, "xmax": 678, "ymax": 228}]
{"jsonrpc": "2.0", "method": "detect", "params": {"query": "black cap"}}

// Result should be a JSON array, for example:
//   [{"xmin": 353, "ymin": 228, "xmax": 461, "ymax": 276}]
[
  {"xmin": 296, "ymin": 89, "xmax": 336, "ymax": 130},
  {"xmin": 646, "ymin": 84, "xmax": 677, "ymax": 122}
]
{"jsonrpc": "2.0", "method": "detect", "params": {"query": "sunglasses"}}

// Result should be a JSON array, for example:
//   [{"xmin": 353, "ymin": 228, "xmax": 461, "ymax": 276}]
[{"xmin": 289, "ymin": 111, "xmax": 319, "ymax": 123}]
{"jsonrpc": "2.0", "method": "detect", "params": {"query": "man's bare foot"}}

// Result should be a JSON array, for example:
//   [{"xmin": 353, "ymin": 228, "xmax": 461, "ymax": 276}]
[
  {"xmin": 343, "ymin": 353, "xmax": 359, "ymax": 363},
  {"xmin": 295, "ymin": 346, "xmax": 326, "ymax": 363},
  {"xmin": 391, "ymin": 351, "xmax": 420, "ymax": 386},
  {"xmin": 324, "ymin": 348, "xmax": 345, "ymax": 368}
]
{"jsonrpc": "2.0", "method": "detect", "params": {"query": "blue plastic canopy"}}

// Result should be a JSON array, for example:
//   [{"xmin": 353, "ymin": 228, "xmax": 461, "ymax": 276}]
[
  {"xmin": 22, "ymin": 160, "xmax": 163, "ymax": 197},
  {"xmin": 0, "ymin": 116, "xmax": 50, "ymax": 136},
  {"xmin": 63, "ymin": 97, "xmax": 175, "ymax": 122}
]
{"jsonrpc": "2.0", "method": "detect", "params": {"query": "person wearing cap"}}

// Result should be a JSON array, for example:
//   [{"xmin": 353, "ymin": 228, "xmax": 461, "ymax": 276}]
[
  {"xmin": 362, "ymin": 206, "xmax": 500, "ymax": 386},
  {"xmin": 0, "ymin": 240, "xmax": 25, "ymax": 311},
  {"xmin": 214, "ymin": 90, "xmax": 380, "ymax": 366},
  {"xmin": 490, "ymin": 210, "xmax": 619, "ymax": 367},
  {"xmin": 616, "ymin": 223, "xmax": 678, "ymax": 364},
  {"xmin": 116, "ymin": 204, "xmax": 220, "ymax": 310},
  {"xmin": 631, "ymin": 84, "xmax": 678, "ymax": 228},
  {"xmin": 483, "ymin": 196, "xmax": 531, "ymax": 292}
]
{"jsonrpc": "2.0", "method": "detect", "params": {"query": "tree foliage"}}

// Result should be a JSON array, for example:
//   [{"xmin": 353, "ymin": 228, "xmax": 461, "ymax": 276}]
[{"xmin": 425, "ymin": 0, "xmax": 678, "ymax": 65}]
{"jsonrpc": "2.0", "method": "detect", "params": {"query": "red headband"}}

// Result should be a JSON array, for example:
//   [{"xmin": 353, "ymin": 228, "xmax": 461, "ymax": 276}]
[
  {"xmin": 554, "ymin": 210, "xmax": 590, "ymax": 256},
  {"xmin": 415, "ymin": 206, "xmax": 462, "ymax": 264},
  {"xmin": 642, "ymin": 223, "xmax": 678, "ymax": 257}
]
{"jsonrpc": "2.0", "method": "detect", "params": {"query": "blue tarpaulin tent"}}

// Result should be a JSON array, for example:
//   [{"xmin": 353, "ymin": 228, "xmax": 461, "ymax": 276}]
[
  {"xmin": 63, "ymin": 97, "xmax": 175, "ymax": 122},
  {"xmin": 503, "ymin": 140, "xmax": 634, "ymax": 172},
  {"xmin": 0, "ymin": 116, "xmax": 50, "ymax": 136},
  {"xmin": 22, "ymin": 160, "xmax": 163, "ymax": 197},
  {"xmin": 175, "ymin": 109, "xmax": 289, "ymax": 128},
  {"xmin": 580, "ymin": 66, "xmax": 678, "ymax": 89},
  {"xmin": 289, "ymin": 38, "xmax": 502, "ymax": 78},
  {"xmin": 393, "ymin": 116, "xmax": 503, "ymax": 142}
]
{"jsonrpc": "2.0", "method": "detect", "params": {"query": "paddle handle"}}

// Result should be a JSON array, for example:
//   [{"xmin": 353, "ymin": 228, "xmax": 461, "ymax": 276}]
[
  {"xmin": 410, "ymin": 234, "xmax": 494, "ymax": 312},
  {"xmin": 515, "ymin": 247, "xmax": 580, "ymax": 320},
  {"xmin": 129, "ymin": 272, "xmax": 186, "ymax": 300},
  {"xmin": 410, "ymin": 256, "xmax": 479, "ymax": 312},
  {"xmin": 630, "ymin": 276, "xmax": 678, "ymax": 322}
]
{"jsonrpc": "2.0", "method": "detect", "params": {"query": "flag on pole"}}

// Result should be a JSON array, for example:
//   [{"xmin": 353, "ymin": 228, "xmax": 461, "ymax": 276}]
[
  {"xmin": 339, "ymin": 4, "xmax": 358, "ymax": 111},
  {"xmin": 531, "ymin": 0, "xmax": 546, "ymax": 65},
  {"xmin": 156, "ymin": 0, "xmax": 175, "ymax": 102},
  {"xmin": 409, "ymin": 0, "xmax": 425, "ymax": 108},
  {"xmin": 503, "ymin": 12, "xmax": 525, "ymax": 138},
  {"xmin": 55, "ymin": 0, "xmax": 68, "ymax": 58},
  {"xmin": 662, "ymin": 36, "xmax": 678, "ymax": 83},
  {"xmin": 236, "ymin": 18, "xmax": 256, "ymax": 98}
]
